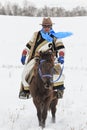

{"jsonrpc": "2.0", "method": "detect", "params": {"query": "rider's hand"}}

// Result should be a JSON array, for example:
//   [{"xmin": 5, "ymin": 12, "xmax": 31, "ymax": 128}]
[
  {"xmin": 21, "ymin": 55, "xmax": 26, "ymax": 65},
  {"xmin": 21, "ymin": 49, "xmax": 28, "ymax": 65},
  {"xmin": 58, "ymin": 56, "xmax": 64, "ymax": 64}
]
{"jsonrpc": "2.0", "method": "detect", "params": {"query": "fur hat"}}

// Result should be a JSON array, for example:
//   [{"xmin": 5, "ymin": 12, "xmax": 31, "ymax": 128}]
[{"xmin": 40, "ymin": 17, "xmax": 54, "ymax": 26}]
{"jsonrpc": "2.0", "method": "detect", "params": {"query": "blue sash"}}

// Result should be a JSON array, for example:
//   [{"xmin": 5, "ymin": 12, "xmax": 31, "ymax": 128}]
[{"xmin": 40, "ymin": 29, "xmax": 73, "ymax": 42}]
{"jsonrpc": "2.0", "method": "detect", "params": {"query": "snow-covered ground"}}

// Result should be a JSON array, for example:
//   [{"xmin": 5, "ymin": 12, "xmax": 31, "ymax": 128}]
[{"xmin": 0, "ymin": 15, "xmax": 87, "ymax": 130}]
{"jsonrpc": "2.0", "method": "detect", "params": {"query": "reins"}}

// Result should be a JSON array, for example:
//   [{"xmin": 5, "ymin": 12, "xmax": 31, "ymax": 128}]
[{"xmin": 51, "ymin": 64, "xmax": 64, "ymax": 83}]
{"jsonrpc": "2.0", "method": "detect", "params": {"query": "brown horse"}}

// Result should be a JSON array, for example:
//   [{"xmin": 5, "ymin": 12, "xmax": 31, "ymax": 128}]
[{"xmin": 29, "ymin": 50, "xmax": 58, "ymax": 128}]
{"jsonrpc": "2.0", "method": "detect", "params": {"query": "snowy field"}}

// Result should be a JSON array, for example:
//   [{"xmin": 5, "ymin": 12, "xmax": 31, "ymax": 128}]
[{"xmin": 0, "ymin": 15, "xmax": 87, "ymax": 130}]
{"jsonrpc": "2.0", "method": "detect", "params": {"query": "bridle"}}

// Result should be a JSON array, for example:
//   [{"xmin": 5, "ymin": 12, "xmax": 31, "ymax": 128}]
[
  {"xmin": 38, "ymin": 58, "xmax": 64, "ymax": 86},
  {"xmin": 39, "ymin": 59, "xmax": 53, "ymax": 78}
]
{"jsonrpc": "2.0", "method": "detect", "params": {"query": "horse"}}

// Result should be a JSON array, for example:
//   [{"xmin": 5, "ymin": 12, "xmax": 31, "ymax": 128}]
[{"xmin": 29, "ymin": 50, "xmax": 58, "ymax": 128}]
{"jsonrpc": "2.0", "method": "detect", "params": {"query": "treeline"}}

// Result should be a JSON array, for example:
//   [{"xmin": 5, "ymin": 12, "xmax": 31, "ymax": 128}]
[{"xmin": 0, "ymin": 1, "xmax": 87, "ymax": 17}]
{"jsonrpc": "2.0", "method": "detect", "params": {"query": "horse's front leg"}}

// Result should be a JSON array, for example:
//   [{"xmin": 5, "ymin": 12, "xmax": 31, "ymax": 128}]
[
  {"xmin": 33, "ymin": 100, "xmax": 42, "ymax": 127},
  {"xmin": 37, "ymin": 102, "xmax": 47, "ymax": 128},
  {"xmin": 41, "ymin": 106, "xmax": 48, "ymax": 128},
  {"xmin": 37, "ymin": 108, "xmax": 42, "ymax": 127}
]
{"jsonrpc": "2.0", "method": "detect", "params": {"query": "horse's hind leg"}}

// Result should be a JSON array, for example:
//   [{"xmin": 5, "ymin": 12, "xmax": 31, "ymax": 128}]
[{"xmin": 50, "ymin": 98, "xmax": 58, "ymax": 123}]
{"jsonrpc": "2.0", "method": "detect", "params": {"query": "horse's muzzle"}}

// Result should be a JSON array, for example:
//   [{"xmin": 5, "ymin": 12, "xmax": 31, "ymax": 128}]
[{"xmin": 44, "ymin": 78, "xmax": 52, "ymax": 89}]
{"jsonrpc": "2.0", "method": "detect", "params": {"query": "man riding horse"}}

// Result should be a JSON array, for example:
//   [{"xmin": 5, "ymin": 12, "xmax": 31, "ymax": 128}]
[{"xmin": 19, "ymin": 17, "xmax": 65, "ymax": 99}]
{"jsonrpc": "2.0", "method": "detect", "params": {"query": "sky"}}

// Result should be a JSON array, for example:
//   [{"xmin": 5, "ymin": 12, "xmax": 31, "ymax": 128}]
[
  {"xmin": 0, "ymin": 15, "xmax": 87, "ymax": 130},
  {"xmin": 0, "ymin": 0, "xmax": 87, "ymax": 10}
]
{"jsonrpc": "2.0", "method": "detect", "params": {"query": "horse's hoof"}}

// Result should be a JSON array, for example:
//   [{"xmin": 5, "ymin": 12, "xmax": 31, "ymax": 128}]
[
  {"xmin": 52, "ymin": 117, "xmax": 56, "ymax": 123},
  {"xmin": 39, "ymin": 122, "xmax": 45, "ymax": 129}
]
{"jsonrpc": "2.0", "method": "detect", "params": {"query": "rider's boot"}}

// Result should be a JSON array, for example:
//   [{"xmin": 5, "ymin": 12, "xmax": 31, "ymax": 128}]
[
  {"xmin": 53, "ymin": 84, "xmax": 65, "ymax": 99},
  {"xmin": 19, "ymin": 83, "xmax": 30, "ymax": 99}
]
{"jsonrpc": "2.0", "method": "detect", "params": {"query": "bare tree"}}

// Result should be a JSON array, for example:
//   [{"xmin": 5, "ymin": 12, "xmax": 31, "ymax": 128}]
[
  {"xmin": 0, "ymin": 0, "xmax": 87, "ymax": 17},
  {"xmin": 4, "ymin": 2, "xmax": 12, "ymax": 15}
]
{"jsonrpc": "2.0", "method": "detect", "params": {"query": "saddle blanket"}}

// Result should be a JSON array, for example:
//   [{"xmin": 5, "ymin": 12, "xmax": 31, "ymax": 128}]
[{"xmin": 53, "ymin": 74, "xmax": 65, "ymax": 86}]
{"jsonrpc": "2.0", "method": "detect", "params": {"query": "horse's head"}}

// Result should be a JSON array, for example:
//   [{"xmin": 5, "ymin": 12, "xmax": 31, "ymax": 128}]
[{"xmin": 38, "ymin": 50, "xmax": 54, "ymax": 89}]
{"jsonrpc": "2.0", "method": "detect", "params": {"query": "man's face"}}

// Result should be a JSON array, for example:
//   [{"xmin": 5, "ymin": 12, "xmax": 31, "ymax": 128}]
[{"xmin": 42, "ymin": 25, "xmax": 52, "ymax": 33}]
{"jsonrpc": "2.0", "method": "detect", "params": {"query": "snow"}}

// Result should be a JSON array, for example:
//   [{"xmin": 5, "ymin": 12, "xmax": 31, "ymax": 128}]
[{"xmin": 0, "ymin": 15, "xmax": 87, "ymax": 130}]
